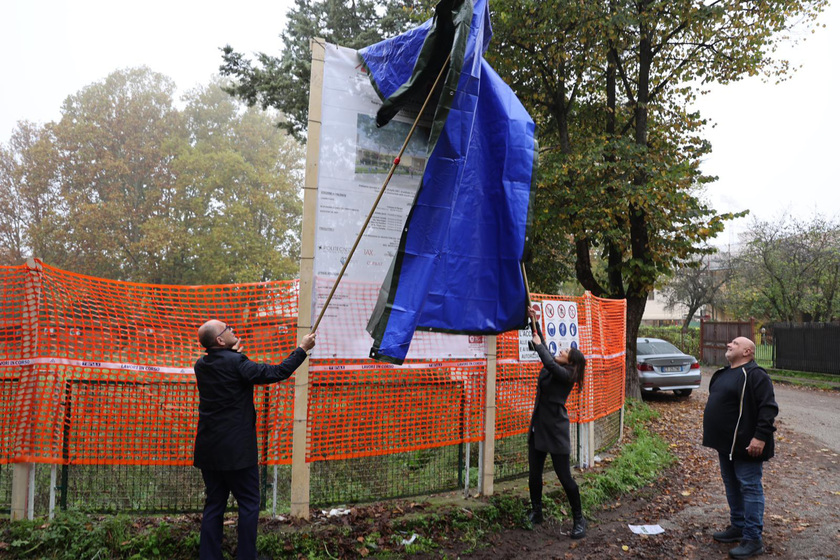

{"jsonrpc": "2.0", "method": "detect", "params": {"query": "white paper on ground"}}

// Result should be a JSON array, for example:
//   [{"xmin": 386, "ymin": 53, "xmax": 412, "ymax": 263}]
[{"xmin": 628, "ymin": 524, "xmax": 665, "ymax": 535}]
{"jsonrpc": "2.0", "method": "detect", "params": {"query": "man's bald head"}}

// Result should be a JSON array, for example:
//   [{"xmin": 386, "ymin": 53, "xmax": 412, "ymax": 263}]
[
  {"xmin": 198, "ymin": 320, "xmax": 225, "ymax": 349},
  {"xmin": 726, "ymin": 336, "xmax": 756, "ymax": 368}
]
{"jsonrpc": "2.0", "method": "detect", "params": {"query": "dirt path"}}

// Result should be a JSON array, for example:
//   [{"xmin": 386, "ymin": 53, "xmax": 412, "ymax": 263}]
[
  {"xmin": 457, "ymin": 372, "xmax": 840, "ymax": 559},
  {"xmin": 771, "ymin": 382, "xmax": 840, "ymax": 452}
]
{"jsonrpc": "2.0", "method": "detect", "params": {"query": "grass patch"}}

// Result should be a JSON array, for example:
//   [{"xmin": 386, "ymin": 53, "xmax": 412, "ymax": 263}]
[
  {"xmin": 767, "ymin": 368, "xmax": 840, "ymax": 390},
  {"xmin": 2, "ymin": 513, "xmax": 193, "ymax": 559},
  {"xmin": 576, "ymin": 398, "xmax": 675, "ymax": 515}
]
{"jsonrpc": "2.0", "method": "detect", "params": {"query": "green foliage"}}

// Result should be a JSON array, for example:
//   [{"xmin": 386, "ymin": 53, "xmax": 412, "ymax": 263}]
[
  {"xmin": 722, "ymin": 214, "xmax": 840, "ymax": 322},
  {"xmin": 3, "ymin": 513, "xmax": 193, "ymax": 559},
  {"xmin": 486, "ymin": 0, "xmax": 824, "ymax": 394},
  {"xmin": 0, "ymin": 70, "xmax": 304, "ymax": 284},
  {"xmin": 257, "ymin": 530, "xmax": 340, "ymax": 559},
  {"xmin": 638, "ymin": 325, "xmax": 700, "ymax": 359},
  {"xmin": 580, "ymin": 399, "xmax": 674, "ymax": 513}
]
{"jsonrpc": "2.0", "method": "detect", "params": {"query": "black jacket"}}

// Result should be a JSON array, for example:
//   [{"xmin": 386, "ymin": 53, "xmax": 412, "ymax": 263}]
[
  {"xmin": 702, "ymin": 360, "xmax": 778, "ymax": 461},
  {"xmin": 529, "ymin": 327, "xmax": 576, "ymax": 455},
  {"xmin": 193, "ymin": 346, "xmax": 308, "ymax": 471}
]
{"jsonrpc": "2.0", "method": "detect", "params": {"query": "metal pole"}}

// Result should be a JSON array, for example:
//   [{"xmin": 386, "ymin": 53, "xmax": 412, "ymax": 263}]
[
  {"xmin": 272, "ymin": 466, "xmax": 278, "ymax": 518},
  {"xmin": 49, "ymin": 466, "xmax": 57, "ymax": 519},
  {"xmin": 463, "ymin": 442, "xmax": 470, "ymax": 498}
]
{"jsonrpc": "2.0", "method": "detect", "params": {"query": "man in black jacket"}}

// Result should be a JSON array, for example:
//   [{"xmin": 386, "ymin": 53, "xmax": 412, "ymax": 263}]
[
  {"xmin": 703, "ymin": 336, "xmax": 778, "ymax": 559},
  {"xmin": 194, "ymin": 319, "xmax": 316, "ymax": 560}
]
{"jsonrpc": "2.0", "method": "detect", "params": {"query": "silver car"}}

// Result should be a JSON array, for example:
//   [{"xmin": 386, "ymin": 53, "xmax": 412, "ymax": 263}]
[{"xmin": 636, "ymin": 337, "xmax": 701, "ymax": 396}]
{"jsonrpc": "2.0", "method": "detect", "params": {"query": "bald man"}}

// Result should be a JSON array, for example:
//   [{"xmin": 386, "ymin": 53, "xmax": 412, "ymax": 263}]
[
  {"xmin": 703, "ymin": 336, "xmax": 778, "ymax": 559},
  {"xmin": 193, "ymin": 319, "xmax": 315, "ymax": 560}
]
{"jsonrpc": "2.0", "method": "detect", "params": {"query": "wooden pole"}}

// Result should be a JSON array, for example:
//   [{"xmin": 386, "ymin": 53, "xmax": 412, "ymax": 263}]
[
  {"xmin": 480, "ymin": 334, "xmax": 497, "ymax": 496},
  {"xmin": 290, "ymin": 37, "xmax": 326, "ymax": 520}
]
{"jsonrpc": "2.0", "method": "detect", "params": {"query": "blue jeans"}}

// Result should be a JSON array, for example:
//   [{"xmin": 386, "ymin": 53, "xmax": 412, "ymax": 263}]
[{"xmin": 718, "ymin": 452, "xmax": 765, "ymax": 540}]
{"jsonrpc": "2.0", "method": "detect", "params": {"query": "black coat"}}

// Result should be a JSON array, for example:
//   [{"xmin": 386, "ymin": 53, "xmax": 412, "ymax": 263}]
[
  {"xmin": 529, "ymin": 337, "xmax": 576, "ymax": 455},
  {"xmin": 193, "ymin": 346, "xmax": 308, "ymax": 471},
  {"xmin": 702, "ymin": 360, "xmax": 778, "ymax": 462}
]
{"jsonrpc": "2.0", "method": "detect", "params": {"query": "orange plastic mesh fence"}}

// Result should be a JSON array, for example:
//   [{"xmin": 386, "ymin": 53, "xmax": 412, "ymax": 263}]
[
  {"xmin": 495, "ymin": 294, "xmax": 627, "ymax": 439},
  {"xmin": 0, "ymin": 261, "xmax": 625, "ymax": 466}
]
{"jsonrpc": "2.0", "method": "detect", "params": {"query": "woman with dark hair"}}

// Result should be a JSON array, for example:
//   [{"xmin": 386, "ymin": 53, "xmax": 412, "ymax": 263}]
[{"xmin": 526, "ymin": 306, "xmax": 587, "ymax": 539}]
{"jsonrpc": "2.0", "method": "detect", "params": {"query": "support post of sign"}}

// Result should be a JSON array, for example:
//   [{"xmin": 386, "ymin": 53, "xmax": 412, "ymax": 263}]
[
  {"xmin": 480, "ymin": 335, "xmax": 496, "ymax": 496},
  {"xmin": 291, "ymin": 37, "xmax": 326, "ymax": 520}
]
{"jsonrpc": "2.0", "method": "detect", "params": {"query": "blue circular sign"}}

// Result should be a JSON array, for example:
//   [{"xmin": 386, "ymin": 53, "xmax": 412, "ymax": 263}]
[
  {"xmin": 570, "ymin": 323, "xmax": 577, "ymax": 336},
  {"xmin": 549, "ymin": 341, "xmax": 557, "ymax": 355},
  {"xmin": 558, "ymin": 323, "xmax": 567, "ymax": 337},
  {"xmin": 571, "ymin": 341, "xmax": 578, "ymax": 349},
  {"xmin": 547, "ymin": 322, "xmax": 556, "ymax": 337}
]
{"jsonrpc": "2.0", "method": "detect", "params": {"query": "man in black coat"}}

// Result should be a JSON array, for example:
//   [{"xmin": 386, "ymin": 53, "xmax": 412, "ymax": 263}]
[
  {"xmin": 194, "ymin": 319, "xmax": 316, "ymax": 560},
  {"xmin": 703, "ymin": 336, "xmax": 778, "ymax": 559}
]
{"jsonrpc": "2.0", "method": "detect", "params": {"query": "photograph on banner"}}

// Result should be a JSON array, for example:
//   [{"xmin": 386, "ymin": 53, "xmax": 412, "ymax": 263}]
[
  {"xmin": 518, "ymin": 301, "xmax": 542, "ymax": 362},
  {"xmin": 310, "ymin": 44, "xmax": 484, "ymax": 360},
  {"xmin": 539, "ymin": 300, "xmax": 580, "ymax": 356}
]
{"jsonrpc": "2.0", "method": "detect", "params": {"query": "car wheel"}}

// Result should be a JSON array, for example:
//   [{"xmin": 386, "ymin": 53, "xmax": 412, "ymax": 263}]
[{"xmin": 674, "ymin": 389, "xmax": 692, "ymax": 397}]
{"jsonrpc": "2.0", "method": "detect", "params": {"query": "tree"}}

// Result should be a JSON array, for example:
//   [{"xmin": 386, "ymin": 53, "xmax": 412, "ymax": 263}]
[
  {"xmin": 0, "ymin": 70, "xmax": 305, "ymax": 284},
  {"xmin": 42, "ymin": 67, "xmax": 185, "ymax": 281},
  {"xmin": 661, "ymin": 250, "xmax": 732, "ymax": 331},
  {"xmin": 0, "ymin": 121, "xmax": 67, "ymax": 266},
  {"xmin": 486, "ymin": 0, "xmax": 825, "ymax": 397},
  {"xmin": 725, "ymin": 215, "xmax": 840, "ymax": 323},
  {"xmin": 219, "ymin": 0, "xmax": 436, "ymax": 141},
  {"xmin": 173, "ymin": 78, "xmax": 305, "ymax": 284}
]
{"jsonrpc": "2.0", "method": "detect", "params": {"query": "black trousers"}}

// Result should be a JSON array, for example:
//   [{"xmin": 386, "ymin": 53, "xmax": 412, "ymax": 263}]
[
  {"xmin": 528, "ymin": 439, "xmax": 582, "ymax": 515},
  {"xmin": 200, "ymin": 465, "xmax": 260, "ymax": 560}
]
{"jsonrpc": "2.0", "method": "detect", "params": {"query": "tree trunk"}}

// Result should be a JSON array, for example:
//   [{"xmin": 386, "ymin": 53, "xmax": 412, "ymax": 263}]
[
  {"xmin": 625, "ymin": 294, "xmax": 646, "ymax": 400},
  {"xmin": 681, "ymin": 304, "xmax": 701, "ymax": 331}
]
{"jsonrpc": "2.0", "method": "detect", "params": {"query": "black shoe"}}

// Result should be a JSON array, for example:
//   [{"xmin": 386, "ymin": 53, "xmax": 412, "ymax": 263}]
[
  {"xmin": 729, "ymin": 539, "xmax": 764, "ymax": 559},
  {"xmin": 714, "ymin": 525, "xmax": 744, "ymax": 543},
  {"xmin": 571, "ymin": 515, "xmax": 586, "ymax": 539},
  {"xmin": 528, "ymin": 509, "xmax": 543, "ymax": 525}
]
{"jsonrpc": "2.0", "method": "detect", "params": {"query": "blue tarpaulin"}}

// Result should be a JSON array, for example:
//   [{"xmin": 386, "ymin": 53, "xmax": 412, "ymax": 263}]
[{"xmin": 361, "ymin": 0, "xmax": 537, "ymax": 364}]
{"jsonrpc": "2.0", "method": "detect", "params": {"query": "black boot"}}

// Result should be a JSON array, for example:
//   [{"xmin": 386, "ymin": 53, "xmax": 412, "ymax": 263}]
[
  {"xmin": 528, "ymin": 506, "xmax": 543, "ymax": 525},
  {"xmin": 729, "ymin": 538, "xmax": 764, "ymax": 559},
  {"xmin": 571, "ymin": 514, "xmax": 587, "ymax": 539},
  {"xmin": 713, "ymin": 525, "xmax": 744, "ymax": 543}
]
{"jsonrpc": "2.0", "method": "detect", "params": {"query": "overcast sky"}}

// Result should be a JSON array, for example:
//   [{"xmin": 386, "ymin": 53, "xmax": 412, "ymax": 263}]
[{"xmin": 2, "ymin": 0, "xmax": 837, "ymax": 247}]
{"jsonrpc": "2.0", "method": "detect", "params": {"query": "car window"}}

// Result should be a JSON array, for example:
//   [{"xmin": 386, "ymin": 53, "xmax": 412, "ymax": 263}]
[{"xmin": 637, "ymin": 340, "xmax": 681, "ymax": 355}]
